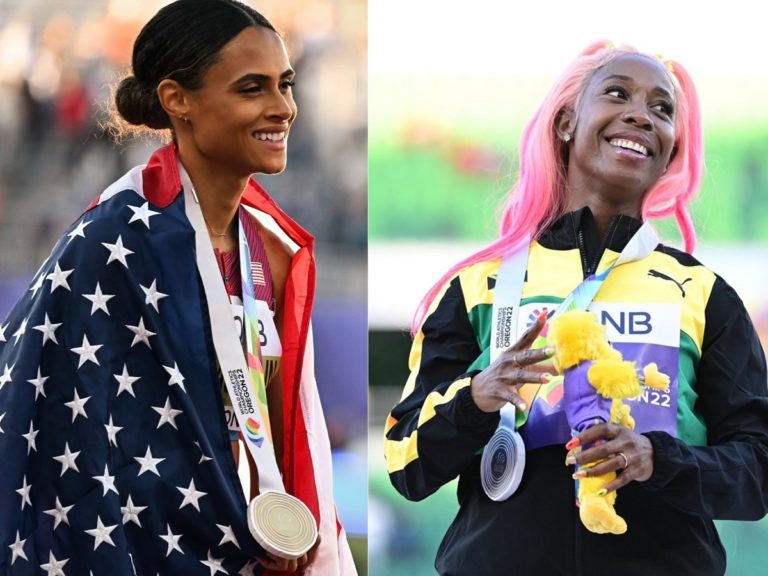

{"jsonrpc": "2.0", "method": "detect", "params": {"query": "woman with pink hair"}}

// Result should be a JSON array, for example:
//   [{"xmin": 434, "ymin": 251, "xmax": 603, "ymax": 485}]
[{"xmin": 384, "ymin": 42, "xmax": 768, "ymax": 575}]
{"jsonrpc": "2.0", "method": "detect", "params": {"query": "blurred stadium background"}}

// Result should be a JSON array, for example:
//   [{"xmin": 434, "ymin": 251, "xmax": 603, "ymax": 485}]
[
  {"xmin": 369, "ymin": 1, "xmax": 768, "ymax": 575},
  {"xmin": 0, "ymin": 0, "xmax": 367, "ymax": 572}
]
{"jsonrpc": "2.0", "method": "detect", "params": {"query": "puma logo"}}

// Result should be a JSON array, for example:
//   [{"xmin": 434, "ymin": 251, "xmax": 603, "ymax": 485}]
[{"xmin": 648, "ymin": 269, "xmax": 692, "ymax": 297}]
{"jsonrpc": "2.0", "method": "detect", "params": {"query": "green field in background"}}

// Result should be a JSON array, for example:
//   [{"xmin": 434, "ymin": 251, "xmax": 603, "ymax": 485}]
[
  {"xmin": 369, "ymin": 75, "xmax": 768, "ymax": 244},
  {"xmin": 370, "ymin": 466, "xmax": 768, "ymax": 576},
  {"xmin": 370, "ymin": 126, "xmax": 768, "ymax": 243}
]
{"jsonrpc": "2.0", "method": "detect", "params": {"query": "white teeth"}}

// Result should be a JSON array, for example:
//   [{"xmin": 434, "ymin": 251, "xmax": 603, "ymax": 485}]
[
  {"xmin": 610, "ymin": 138, "xmax": 648, "ymax": 156},
  {"xmin": 255, "ymin": 131, "xmax": 286, "ymax": 142}
]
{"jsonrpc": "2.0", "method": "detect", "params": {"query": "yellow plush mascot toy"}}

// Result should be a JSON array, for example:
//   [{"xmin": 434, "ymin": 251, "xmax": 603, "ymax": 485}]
[{"xmin": 547, "ymin": 310, "xmax": 670, "ymax": 534}]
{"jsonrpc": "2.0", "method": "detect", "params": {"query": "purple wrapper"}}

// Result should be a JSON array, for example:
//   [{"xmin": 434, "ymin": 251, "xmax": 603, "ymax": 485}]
[{"xmin": 563, "ymin": 360, "xmax": 610, "ymax": 432}]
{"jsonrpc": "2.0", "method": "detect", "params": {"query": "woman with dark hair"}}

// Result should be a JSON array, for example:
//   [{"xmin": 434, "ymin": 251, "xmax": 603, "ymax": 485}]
[
  {"xmin": 384, "ymin": 41, "xmax": 768, "ymax": 575},
  {"xmin": 0, "ymin": 1, "xmax": 356, "ymax": 574}
]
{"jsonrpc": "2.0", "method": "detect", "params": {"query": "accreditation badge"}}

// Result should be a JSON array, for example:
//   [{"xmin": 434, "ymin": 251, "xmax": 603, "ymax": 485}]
[{"xmin": 255, "ymin": 299, "xmax": 281, "ymax": 384}]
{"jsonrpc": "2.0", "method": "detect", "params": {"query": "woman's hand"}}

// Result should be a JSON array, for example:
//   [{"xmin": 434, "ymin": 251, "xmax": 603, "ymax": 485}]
[
  {"xmin": 568, "ymin": 423, "xmax": 655, "ymax": 492},
  {"xmin": 257, "ymin": 536, "xmax": 320, "ymax": 572},
  {"xmin": 471, "ymin": 312, "xmax": 555, "ymax": 413}
]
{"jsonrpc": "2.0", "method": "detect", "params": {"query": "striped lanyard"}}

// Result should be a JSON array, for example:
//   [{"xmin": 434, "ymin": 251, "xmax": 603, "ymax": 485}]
[{"xmin": 237, "ymin": 212, "xmax": 277, "ymax": 456}]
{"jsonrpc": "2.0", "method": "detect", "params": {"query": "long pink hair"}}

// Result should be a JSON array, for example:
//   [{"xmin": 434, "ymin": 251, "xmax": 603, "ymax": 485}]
[{"xmin": 413, "ymin": 41, "xmax": 704, "ymax": 333}]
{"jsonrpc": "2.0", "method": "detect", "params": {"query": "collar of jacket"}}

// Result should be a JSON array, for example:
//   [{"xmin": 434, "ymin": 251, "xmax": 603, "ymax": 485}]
[{"xmin": 538, "ymin": 207, "xmax": 646, "ymax": 278}]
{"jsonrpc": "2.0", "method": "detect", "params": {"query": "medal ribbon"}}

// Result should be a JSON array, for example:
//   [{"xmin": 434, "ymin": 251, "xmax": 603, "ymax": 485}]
[
  {"xmin": 493, "ymin": 222, "xmax": 659, "ymax": 427},
  {"xmin": 482, "ymin": 222, "xmax": 658, "ymax": 501},
  {"xmin": 181, "ymin": 168, "xmax": 284, "ymax": 493}
]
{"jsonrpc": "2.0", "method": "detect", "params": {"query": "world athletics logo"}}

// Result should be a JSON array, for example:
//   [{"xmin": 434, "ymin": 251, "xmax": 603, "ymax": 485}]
[
  {"xmin": 526, "ymin": 307, "xmax": 553, "ymax": 328},
  {"xmin": 245, "ymin": 417, "xmax": 264, "ymax": 448}
]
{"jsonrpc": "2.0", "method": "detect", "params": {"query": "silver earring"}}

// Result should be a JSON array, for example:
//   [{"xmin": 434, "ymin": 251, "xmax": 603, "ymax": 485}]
[{"xmin": 562, "ymin": 133, "xmax": 571, "ymax": 143}]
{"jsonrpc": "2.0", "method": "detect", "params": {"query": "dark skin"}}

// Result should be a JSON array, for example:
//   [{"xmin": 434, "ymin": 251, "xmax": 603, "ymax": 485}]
[
  {"xmin": 473, "ymin": 54, "xmax": 678, "ymax": 493},
  {"xmin": 471, "ymin": 312, "xmax": 555, "ymax": 413},
  {"xmin": 558, "ymin": 54, "xmax": 676, "ymax": 240},
  {"xmin": 157, "ymin": 26, "xmax": 318, "ymax": 571}
]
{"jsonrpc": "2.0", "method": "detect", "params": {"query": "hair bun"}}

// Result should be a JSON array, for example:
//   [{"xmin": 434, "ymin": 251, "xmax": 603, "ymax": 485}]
[{"xmin": 114, "ymin": 75, "xmax": 170, "ymax": 129}]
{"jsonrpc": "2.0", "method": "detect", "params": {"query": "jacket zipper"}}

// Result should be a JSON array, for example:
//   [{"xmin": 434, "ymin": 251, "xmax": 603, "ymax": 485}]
[
  {"xmin": 577, "ymin": 215, "xmax": 622, "ymax": 278},
  {"xmin": 577, "ymin": 229, "xmax": 590, "ymax": 278}
]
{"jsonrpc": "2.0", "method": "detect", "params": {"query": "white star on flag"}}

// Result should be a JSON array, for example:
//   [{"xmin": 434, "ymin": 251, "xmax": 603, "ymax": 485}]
[
  {"xmin": 141, "ymin": 279, "xmax": 168, "ymax": 312},
  {"xmin": 195, "ymin": 441, "xmax": 213, "ymax": 464},
  {"xmin": 53, "ymin": 442, "xmax": 81, "ymax": 477},
  {"xmin": 177, "ymin": 479, "xmax": 207, "ymax": 511},
  {"xmin": 216, "ymin": 524, "xmax": 240, "ymax": 549},
  {"xmin": 102, "ymin": 235, "xmax": 134, "ymax": 267},
  {"xmin": 93, "ymin": 464, "xmax": 119, "ymax": 496},
  {"xmin": 126, "ymin": 317, "xmax": 155, "ymax": 348},
  {"xmin": 64, "ymin": 389, "xmax": 91, "ymax": 422},
  {"xmin": 121, "ymin": 495, "xmax": 147, "ymax": 527},
  {"xmin": 128, "ymin": 202, "xmax": 160, "ymax": 229},
  {"xmin": 105, "ymin": 414, "xmax": 124, "ymax": 447},
  {"xmin": 159, "ymin": 524, "xmax": 184, "ymax": 557},
  {"xmin": 83, "ymin": 283, "xmax": 115, "ymax": 316},
  {"xmin": 46, "ymin": 263, "xmax": 74, "ymax": 293},
  {"xmin": 200, "ymin": 549, "xmax": 228, "ymax": 575},
  {"xmin": 163, "ymin": 362, "xmax": 187, "ymax": 392},
  {"xmin": 152, "ymin": 398, "xmax": 183, "ymax": 430},
  {"xmin": 239, "ymin": 559, "xmax": 258, "ymax": 576},
  {"xmin": 29, "ymin": 273, "xmax": 45, "ymax": 297},
  {"xmin": 0, "ymin": 322, "xmax": 6, "ymax": 342},
  {"xmin": 71, "ymin": 334, "xmax": 102, "ymax": 368},
  {"xmin": 33, "ymin": 314, "xmax": 62, "ymax": 345},
  {"xmin": 27, "ymin": 367, "xmax": 49, "ymax": 400},
  {"xmin": 84, "ymin": 516, "xmax": 118, "ymax": 550},
  {"xmin": 0, "ymin": 412, "xmax": 5, "ymax": 434},
  {"xmin": 66, "ymin": 219, "xmax": 91, "ymax": 243},
  {"xmin": 0, "ymin": 363, "xmax": 12, "ymax": 390},
  {"xmin": 135, "ymin": 446, "xmax": 165, "ymax": 477},
  {"xmin": 8, "ymin": 530, "xmax": 28, "ymax": 565},
  {"xmin": 16, "ymin": 475, "xmax": 31, "ymax": 509},
  {"xmin": 40, "ymin": 551, "xmax": 69, "ymax": 576},
  {"xmin": 44, "ymin": 496, "xmax": 74, "ymax": 529},
  {"xmin": 12, "ymin": 318, "xmax": 28, "ymax": 344},
  {"xmin": 114, "ymin": 364, "xmax": 140, "ymax": 397},
  {"xmin": 22, "ymin": 421, "xmax": 39, "ymax": 454}
]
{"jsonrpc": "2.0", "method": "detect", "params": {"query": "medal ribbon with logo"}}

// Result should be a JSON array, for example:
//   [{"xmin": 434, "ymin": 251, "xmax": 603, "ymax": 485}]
[
  {"xmin": 238, "ymin": 221, "xmax": 273, "ymax": 453},
  {"xmin": 182, "ymin": 167, "xmax": 317, "ymax": 559},
  {"xmin": 481, "ymin": 223, "xmax": 658, "ymax": 501}
]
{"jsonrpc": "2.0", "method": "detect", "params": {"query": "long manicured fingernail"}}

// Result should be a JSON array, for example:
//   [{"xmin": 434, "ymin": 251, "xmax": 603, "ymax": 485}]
[
  {"xmin": 544, "ymin": 346, "xmax": 555, "ymax": 356},
  {"xmin": 517, "ymin": 402, "xmax": 527, "ymax": 412},
  {"xmin": 596, "ymin": 488, "xmax": 607, "ymax": 497},
  {"xmin": 565, "ymin": 455, "xmax": 577, "ymax": 466},
  {"xmin": 572, "ymin": 471, "xmax": 587, "ymax": 479},
  {"xmin": 566, "ymin": 447, "xmax": 580, "ymax": 459},
  {"xmin": 540, "ymin": 373, "xmax": 552, "ymax": 383},
  {"xmin": 565, "ymin": 437, "xmax": 581, "ymax": 450}
]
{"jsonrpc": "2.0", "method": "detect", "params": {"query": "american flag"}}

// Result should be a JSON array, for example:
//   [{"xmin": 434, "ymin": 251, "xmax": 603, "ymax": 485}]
[
  {"xmin": 0, "ymin": 146, "xmax": 356, "ymax": 575},
  {"xmin": 251, "ymin": 263, "xmax": 266, "ymax": 288}
]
